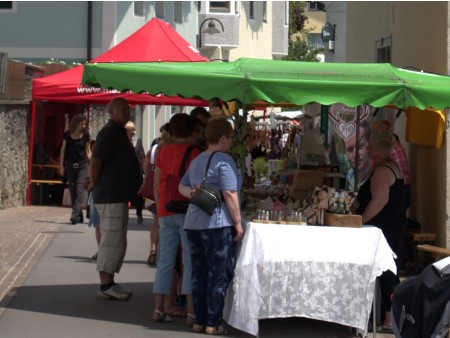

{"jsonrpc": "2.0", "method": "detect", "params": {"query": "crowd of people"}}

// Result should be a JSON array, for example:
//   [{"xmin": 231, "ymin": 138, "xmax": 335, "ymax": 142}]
[
  {"xmin": 56, "ymin": 97, "xmax": 411, "ymax": 335},
  {"xmin": 67, "ymin": 98, "xmax": 242, "ymax": 335}
]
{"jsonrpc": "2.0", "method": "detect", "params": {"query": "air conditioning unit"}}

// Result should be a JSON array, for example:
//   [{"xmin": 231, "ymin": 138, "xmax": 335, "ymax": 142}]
[{"xmin": 0, "ymin": 52, "xmax": 8, "ymax": 94}]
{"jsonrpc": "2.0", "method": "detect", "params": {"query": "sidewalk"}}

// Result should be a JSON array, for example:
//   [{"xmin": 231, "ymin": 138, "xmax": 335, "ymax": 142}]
[{"xmin": 0, "ymin": 206, "xmax": 389, "ymax": 338}]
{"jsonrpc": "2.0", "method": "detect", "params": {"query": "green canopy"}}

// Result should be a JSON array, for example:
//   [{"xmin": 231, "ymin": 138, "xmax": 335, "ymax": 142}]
[{"xmin": 82, "ymin": 57, "xmax": 450, "ymax": 110}]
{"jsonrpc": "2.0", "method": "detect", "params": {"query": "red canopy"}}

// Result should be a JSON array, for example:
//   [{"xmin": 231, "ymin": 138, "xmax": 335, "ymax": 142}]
[
  {"xmin": 27, "ymin": 19, "xmax": 209, "ymax": 205},
  {"xmin": 32, "ymin": 18, "xmax": 208, "ymax": 105}
]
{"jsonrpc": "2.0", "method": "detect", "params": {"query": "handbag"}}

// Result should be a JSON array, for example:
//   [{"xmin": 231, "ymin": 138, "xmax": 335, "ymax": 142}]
[
  {"xmin": 138, "ymin": 145, "xmax": 158, "ymax": 200},
  {"xmin": 189, "ymin": 152, "xmax": 223, "ymax": 216},
  {"xmin": 165, "ymin": 145, "xmax": 198, "ymax": 214}
]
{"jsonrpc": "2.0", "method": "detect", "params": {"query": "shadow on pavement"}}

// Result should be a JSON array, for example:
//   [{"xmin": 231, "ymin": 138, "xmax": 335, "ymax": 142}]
[
  {"xmin": 5, "ymin": 281, "xmax": 355, "ymax": 337},
  {"xmin": 5, "ymin": 282, "xmax": 197, "ymax": 334},
  {"xmin": 55, "ymin": 255, "xmax": 150, "ymax": 266}
]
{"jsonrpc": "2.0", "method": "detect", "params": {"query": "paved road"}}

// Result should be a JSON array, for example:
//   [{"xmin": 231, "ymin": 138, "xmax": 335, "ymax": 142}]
[{"xmin": 0, "ymin": 206, "xmax": 391, "ymax": 338}]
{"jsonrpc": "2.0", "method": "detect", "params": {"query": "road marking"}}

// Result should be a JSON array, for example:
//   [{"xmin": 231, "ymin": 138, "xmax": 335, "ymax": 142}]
[{"xmin": 0, "ymin": 233, "xmax": 48, "ymax": 300}]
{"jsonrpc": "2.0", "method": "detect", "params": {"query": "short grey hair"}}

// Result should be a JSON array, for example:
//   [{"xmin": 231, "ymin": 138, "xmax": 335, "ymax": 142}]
[
  {"xmin": 106, "ymin": 97, "xmax": 128, "ymax": 114},
  {"xmin": 370, "ymin": 130, "xmax": 396, "ymax": 155}
]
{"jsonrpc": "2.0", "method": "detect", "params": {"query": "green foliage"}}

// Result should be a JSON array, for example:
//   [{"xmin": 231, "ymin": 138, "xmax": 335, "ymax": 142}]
[
  {"xmin": 36, "ymin": 58, "xmax": 81, "ymax": 68},
  {"xmin": 252, "ymin": 157, "xmax": 268, "ymax": 177},
  {"xmin": 282, "ymin": 36, "xmax": 322, "ymax": 62},
  {"xmin": 289, "ymin": 1, "xmax": 308, "ymax": 35},
  {"xmin": 228, "ymin": 114, "xmax": 247, "ymax": 170},
  {"xmin": 284, "ymin": 1, "xmax": 323, "ymax": 62}
]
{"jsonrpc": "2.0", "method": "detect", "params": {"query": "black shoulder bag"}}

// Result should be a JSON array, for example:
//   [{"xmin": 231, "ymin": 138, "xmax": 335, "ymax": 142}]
[{"xmin": 189, "ymin": 151, "xmax": 223, "ymax": 216}]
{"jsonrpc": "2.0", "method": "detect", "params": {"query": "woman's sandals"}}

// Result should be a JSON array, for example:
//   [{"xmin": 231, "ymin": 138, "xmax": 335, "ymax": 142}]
[{"xmin": 152, "ymin": 309, "xmax": 173, "ymax": 322}]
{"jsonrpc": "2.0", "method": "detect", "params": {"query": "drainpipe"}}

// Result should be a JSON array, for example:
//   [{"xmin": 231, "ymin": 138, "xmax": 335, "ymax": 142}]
[{"xmin": 87, "ymin": 2, "xmax": 93, "ymax": 60}]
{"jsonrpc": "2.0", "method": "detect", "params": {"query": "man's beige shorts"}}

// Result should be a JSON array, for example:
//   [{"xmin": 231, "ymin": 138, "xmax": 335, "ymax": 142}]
[{"xmin": 94, "ymin": 203, "xmax": 129, "ymax": 274}]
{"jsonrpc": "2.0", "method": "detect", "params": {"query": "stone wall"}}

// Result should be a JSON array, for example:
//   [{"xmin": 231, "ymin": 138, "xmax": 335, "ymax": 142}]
[
  {"xmin": 0, "ymin": 104, "xmax": 30, "ymax": 209},
  {"xmin": 0, "ymin": 60, "xmax": 119, "ymax": 209},
  {"xmin": 88, "ymin": 104, "xmax": 109, "ymax": 140}
]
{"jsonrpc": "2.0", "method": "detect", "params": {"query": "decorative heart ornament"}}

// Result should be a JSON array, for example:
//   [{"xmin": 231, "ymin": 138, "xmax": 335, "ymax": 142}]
[
  {"xmin": 335, "ymin": 121, "xmax": 356, "ymax": 140},
  {"xmin": 328, "ymin": 103, "xmax": 372, "ymax": 141}
]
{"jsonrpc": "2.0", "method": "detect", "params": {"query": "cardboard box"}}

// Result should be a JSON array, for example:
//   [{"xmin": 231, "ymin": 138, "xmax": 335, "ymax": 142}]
[
  {"xmin": 289, "ymin": 170, "xmax": 325, "ymax": 202},
  {"xmin": 323, "ymin": 212, "xmax": 362, "ymax": 228}
]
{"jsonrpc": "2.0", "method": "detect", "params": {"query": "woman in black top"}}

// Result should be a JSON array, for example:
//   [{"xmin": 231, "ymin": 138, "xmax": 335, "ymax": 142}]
[
  {"xmin": 357, "ymin": 130, "xmax": 406, "ymax": 333},
  {"xmin": 59, "ymin": 114, "xmax": 91, "ymax": 224}
]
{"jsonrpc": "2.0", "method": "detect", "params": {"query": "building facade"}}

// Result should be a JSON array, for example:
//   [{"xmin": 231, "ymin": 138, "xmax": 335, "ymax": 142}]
[
  {"xmin": 323, "ymin": 1, "xmax": 450, "ymax": 248},
  {"xmin": 0, "ymin": 1, "xmax": 289, "ymax": 208},
  {"xmin": 197, "ymin": 1, "xmax": 288, "ymax": 61}
]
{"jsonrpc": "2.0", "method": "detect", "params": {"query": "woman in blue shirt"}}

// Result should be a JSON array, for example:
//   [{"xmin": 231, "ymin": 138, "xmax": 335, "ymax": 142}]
[{"xmin": 179, "ymin": 117, "xmax": 243, "ymax": 335}]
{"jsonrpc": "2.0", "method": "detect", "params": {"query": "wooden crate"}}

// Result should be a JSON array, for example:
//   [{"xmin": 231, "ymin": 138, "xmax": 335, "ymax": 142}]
[{"xmin": 323, "ymin": 212, "xmax": 362, "ymax": 228}]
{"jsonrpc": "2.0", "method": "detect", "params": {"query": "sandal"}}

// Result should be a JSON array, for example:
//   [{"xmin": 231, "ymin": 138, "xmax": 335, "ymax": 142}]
[
  {"xmin": 205, "ymin": 325, "xmax": 228, "ymax": 335},
  {"xmin": 377, "ymin": 324, "xmax": 394, "ymax": 334},
  {"xmin": 147, "ymin": 252, "xmax": 157, "ymax": 266},
  {"xmin": 186, "ymin": 313, "xmax": 195, "ymax": 326},
  {"xmin": 152, "ymin": 309, "xmax": 173, "ymax": 323},
  {"xmin": 166, "ymin": 307, "xmax": 187, "ymax": 317},
  {"xmin": 193, "ymin": 324, "xmax": 205, "ymax": 333}
]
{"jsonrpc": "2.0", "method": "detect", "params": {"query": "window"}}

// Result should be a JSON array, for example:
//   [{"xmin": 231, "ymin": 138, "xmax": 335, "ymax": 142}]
[
  {"xmin": 155, "ymin": 1, "xmax": 164, "ymax": 18},
  {"xmin": 174, "ymin": 1, "xmax": 183, "ymax": 23},
  {"xmin": 0, "ymin": 1, "xmax": 16, "ymax": 12},
  {"xmin": 235, "ymin": 1, "xmax": 239, "ymax": 14},
  {"xmin": 284, "ymin": 1, "xmax": 288, "ymax": 26},
  {"xmin": 307, "ymin": 33, "xmax": 324, "ymax": 49},
  {"xmin": 209, "ymin": 1, "xmax": 231, "ymax": 13},
  {"xmin": 0, "ymin": 52, "xmax": 7, "ymax": 94},
  {"xmin": 0, "ymin": 1, "xmax": 12, "ymax": 9},
  {"xmin": 134, "ymin": 1, "xmax": 144, "ymax": 17},
  {"xmin": 262, "ymin": 2, "xmax": 267, "ymax": 22},
  {"xmin": 377, "ymin": 46, "xmax": 391, "ymax": 63},
  {"xmin": 376, "ymin": 36, "xmax": 392, "ymax": 63},
  {"xmin": 308, "ymin": 2, "xmax": 325, "ymax": 11},
  {"xmin": 249, "ymin": 1, "xmax": 254, "ymax": 19}
]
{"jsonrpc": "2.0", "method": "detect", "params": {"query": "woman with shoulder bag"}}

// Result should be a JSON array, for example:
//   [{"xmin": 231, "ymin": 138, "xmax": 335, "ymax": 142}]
[{"xmin": 179, "ymin": 117, "xmax": 244, "ymax": 335}]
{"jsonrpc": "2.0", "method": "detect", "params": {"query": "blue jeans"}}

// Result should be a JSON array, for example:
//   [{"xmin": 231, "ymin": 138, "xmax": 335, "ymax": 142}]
[
  {"xmin": 186, "ymin": 227, "xmax": 236, "ymax": 328},
  {"xmin": 153, "ymin": 214, "xmax": 192, "ymax": 295}
]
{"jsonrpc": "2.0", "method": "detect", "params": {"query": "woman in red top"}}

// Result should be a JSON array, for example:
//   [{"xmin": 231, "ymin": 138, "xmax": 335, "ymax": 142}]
[{"xmin": 152, "ymin": 114, "xmax": 202, "ymax": 325}]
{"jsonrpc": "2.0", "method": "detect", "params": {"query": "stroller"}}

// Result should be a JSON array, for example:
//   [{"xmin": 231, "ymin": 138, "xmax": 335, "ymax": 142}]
[{"xmin": 392, "ymin": 256, "xmax": 450, "ymax": 338}]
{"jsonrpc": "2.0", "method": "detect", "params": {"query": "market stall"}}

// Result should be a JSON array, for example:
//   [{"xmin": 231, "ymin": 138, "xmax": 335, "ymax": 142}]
[
  {"xmin": 81, "ymin": 57, "xmax": 448, "ymax": 216},
  {"xmin": 28, "ymin": 18, "xmax": 208, "ymax": 205},
  {"xmin": 81, "ymin": 57, "xmax": 450, "ymax": 334}
]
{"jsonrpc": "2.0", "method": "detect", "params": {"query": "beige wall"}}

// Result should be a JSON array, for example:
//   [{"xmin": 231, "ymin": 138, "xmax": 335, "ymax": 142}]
[
  {"xmin": 346, "ymin": 2, "xmax": 447, "ymax": 71},
  {"xmin": 305, "ymin": 9, "xmax": 326, "ymax": 33},
  {"xmin": 228, "ymin": 2, "xmax": 274, "ymax": 61},
  {"xmin": 345, "ymin": 1, "xmax": 449, "ymax": 247}
]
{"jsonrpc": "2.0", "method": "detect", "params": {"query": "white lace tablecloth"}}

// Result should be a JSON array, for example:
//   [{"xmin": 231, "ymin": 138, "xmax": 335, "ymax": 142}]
[{"xmin": 223, "ymin": 223, "xmax": 397, "ymax": 336}]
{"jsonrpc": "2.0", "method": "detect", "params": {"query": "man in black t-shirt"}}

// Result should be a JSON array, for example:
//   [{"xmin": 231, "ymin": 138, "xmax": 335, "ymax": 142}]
[{"xmin": 86, "ymin": 98, "xmax": 142, "ymax": 301}]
